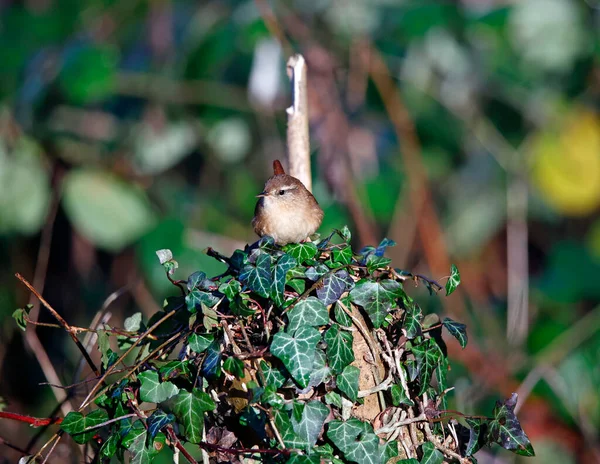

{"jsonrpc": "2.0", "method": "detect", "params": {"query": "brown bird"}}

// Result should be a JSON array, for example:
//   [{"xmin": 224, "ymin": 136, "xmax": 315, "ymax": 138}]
[{"xmin": 252, "ymin": 160, "xmax": 324, "ymax": 245}]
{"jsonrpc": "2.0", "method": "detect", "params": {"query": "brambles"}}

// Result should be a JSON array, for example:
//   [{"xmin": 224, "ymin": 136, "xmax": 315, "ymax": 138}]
[{"xmin": 21, "ymin": 227, "xmax": 534, "ymax": 462}]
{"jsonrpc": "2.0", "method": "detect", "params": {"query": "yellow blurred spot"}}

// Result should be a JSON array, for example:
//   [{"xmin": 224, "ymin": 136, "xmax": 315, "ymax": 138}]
[{"xmin": 531, "ymin": 109, "xmax": 600, "ymax": 216}]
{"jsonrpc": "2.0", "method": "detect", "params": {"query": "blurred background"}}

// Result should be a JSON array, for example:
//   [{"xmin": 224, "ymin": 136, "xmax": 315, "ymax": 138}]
[{"xmin": 0, "ymin": 0, "xmax": 599, "ymax": 462}]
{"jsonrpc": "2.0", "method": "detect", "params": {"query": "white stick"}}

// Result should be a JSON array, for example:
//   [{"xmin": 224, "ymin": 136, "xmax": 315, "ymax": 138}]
[{"xmin": 286, "ymin": 54, "xmax": 312, "ymax": 192}]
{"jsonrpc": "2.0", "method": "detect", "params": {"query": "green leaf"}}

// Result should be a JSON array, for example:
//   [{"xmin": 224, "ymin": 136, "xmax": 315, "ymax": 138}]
[
  {"xmin": 398, "ymin": 460, "xmax": 419, "ymax": 464},
  {"xmin": 138, "ymin": 370, "xmax": 179, "ymax": 403},
  {"xmin": 325, "ymin": 391, "xmax": 343, "ymax": 409},
  {"xmin": 146, "ymin": 410, "xmax": 175, "ymax": 440},
  {"xmin": 334, "ymin": 299, "xmax": 353, "ymax": 327},
  {"xmin": 488, "ymin": 394, "xmax": 534, "ymax": 456},
  {"xmin": 223, "ymin": 357, "xmax": 245, "ymax": 378},
  {"xmin": 435, "ymin": 357, "xmax": 449, "ymax": 397},
  {"xmin": 306, "ymin": 264, "xmax": 329, "ymax": 281},
  {"xmin": 464, "ymin": 417, "xmax": 485, "ymax": 456},
  {"xmin": 59, "ymin": 44, "xmax": 117, "ymax": 104},
  {"xmin": 260, "ymin": 360, "xmax": 286, "ymax": 389},
  {"xmin": 327, "ymin": 419, "xmax": 380, "ymax": 464},
  {"xmin": 366, "ymin": 254, "xmax": 392, "ymax": 273},
  {"xmin": 291, "ymin": 400, "xmax": 329, "ymax": 448},
  {"xmin": 239, "ymin": 252, "xmax": 272, "ymax": 298},
  {"xmin": 287, "ymin": 296, "xmax": 329, "ymax": 333},
  {"xmin": 350, "ymin": 280, "xmax": 394, "ymax": 328},
  {"xmin": 97, "ymin": 328, "xmax": 117, "ymax": 370},
  {"xmin": 185, "ymin": 288, "xmax": 220, "ymax": 312},
  {"xmin": 288, "ymin": 278, "xmax": 306, "ymax": 294},
  {"xmin": 124, "ymin": 312, "xmax": 143, "ymax": 332},
  {"xmin": 271, "ymin": 326, "xmax": 321, "ymax": 388},
  {"xmin": 337, "ymin": 365, "xmax": 360, "ymax": 402},
  {"xmin": 272, "ymin": 253, "xmax": 298, "ymax": 306},
  {"xmin": 284, "ymin": 242, "xmax": 319, "ymax": 262},
  {"xmin": 272, "ymin": 407, "xmax": 309, "ymax": 449},
  {"xmin": 123, "ymin": 422, "xmax": 166, "ymax": 464},
  {"xmin": 0, "ymin": 137, "xmax": 51, "ymax": 235},
  {"xmin": 420, "ymin": 441, "xmax": 444, "ymax": 464},
  {"xmin": 445, "ymin": 264, "xmax": 461, "ymax": 296},
  {"xmin": 338, "ymin": 226, "xmax": 352, "ymax": 243},
  {"xmin": 411, "ymin": 339, "xmax": 442, "ymax": 395},
  {"xmin": 442, "ymin": 317, "xmax": 468, "ymax": 348},
  {"xmin": 187, "ymin": 271, "xmax": 213, "ymax": 291},
  {"xmin": 12, "ymin": 304, "xmax": 32, "ymax": 331},
  {"xmin": 188, "ymin": 333, "xmax": 214, "ymax": 353},
  {"xmin": 158, "ymin": 360, "xmax": 192, "ymax": 381},
  {"xmin": 286, "ymin": 455, "xmax": 321, "ymax": 464},
  {"xmin": 324, "ymin": 324, "xmax": 354, "ymax": 374},
  {"xmin": 317, "ymin": 269, "xmax": 354, "ymax": 305},
  {"xmin": 61, "ymin": 410, "xmax": 109, "ymax": 444},
  {"xmin": 169, "ymin": 389, "xmax": 216, "ymax": 444},
  {"xmin": 99, "ymin": 432, "xmax": 119, "ymax": 458},
  {"xmin": 219, "ymin": 279, "xmax": 241, "ymax": 300},
  {"xmin": 332, "ymin": 245, "xmax": 353, "ymax": 265},
  {"xmin": 62, "ymin": 169, "xmax": 156, "ymax": 252},
  {"xmin": 404, "ymin": 305, "xmax": 423, "ymax": 339},
  {"xmin": 309, "ymin": 348, "xmax": 332, "ymax": 387},
  {"xmin": 390, "ymin": 384, "xmax": 414, "ymax": 407}
]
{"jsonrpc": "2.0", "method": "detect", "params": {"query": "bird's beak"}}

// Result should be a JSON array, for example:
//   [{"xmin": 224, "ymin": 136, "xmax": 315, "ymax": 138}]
[{"xmin": 256, "ymin": 192, "xmax": 268, "ymax": 198}]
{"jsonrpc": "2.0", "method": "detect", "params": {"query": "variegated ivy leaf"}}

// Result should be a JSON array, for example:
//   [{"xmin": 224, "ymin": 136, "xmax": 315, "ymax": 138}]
[
  {"xmin": 403, "ymin": 305, "xmax": 422, "ymax": 339},
  {"xmin": 411, "ymin": 339, "xmax": 442, "ymax": 395},
  {"xmin": 337, "ymin": 365, "xmax": 359, "ymax": 402},
  {"xmin": 324, "ymin": 324, "xmax": 354, "ymax": 374},
  {"xmin": 442, "ymin": 317, "xmax": 468, "ymax": 348},
  {"xmin": 291, "ymin": 400, "xmax": 329, "ymax": 448},
  {"xmin": 488, "ymin": 394, "xmax": 535, "ymax": 457},
  {"xmin": 239, "ymin": 252, "xmax": 272, "ymax": 298},
  {"xmin": 168, "ymin": 389, "xmax": 215, "ymax": 444},
  {"xmin": 283, "ymin": 242, "xmax": 319, "ymax": 262},
  {"xmin": 327, "ymin": 419, "xmax": 386, "ymax": 464},
  {"xmin": 349, "ymin": 279, "xmax": 394, "ymax": 328},
  {"xmin": 271, "ymin": 253, "xmax": 298, "ymax": 306},
  {"xmin": 287, "ymin": 296, "xmax": 329, "ymax": 333},
  {"xmin": 317, "ymin": 269, "xmax": 354, "ymax": 305},
  {"xmin": 138, "ymin": 370, "xmax": 179, "ymax": 403},
  {"xmin": 271, "ymin": 326, "xmax": 320, "ymax": 388},
  {"xmin": 445, "ymin": 264, "xmax": 461, "ymax": 296}
]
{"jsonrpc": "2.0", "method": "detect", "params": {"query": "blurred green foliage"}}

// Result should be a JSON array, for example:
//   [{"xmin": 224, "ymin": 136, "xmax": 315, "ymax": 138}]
[{"xmin": 0, "ymin": 0, "xmax": 599, "ymax": 462}]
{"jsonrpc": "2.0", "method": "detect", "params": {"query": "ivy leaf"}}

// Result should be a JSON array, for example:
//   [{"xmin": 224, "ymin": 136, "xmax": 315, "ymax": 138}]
[
  {"xmin": 187, "ymin": 271, "xmax": 213, "ymax": 291},
  {"xmin": 403, "ymin": 305, "xmax": 422, "ymax": 339},
  {"xmin": 285, "ymin": 455, "xmax": 321, "ymax": 464},
  {"xmin": 219, "ymin": 279, "xmax": 241, "ymax": 301},
  {"xmin": 350, "ymin": 280, "xmax": 393, "ymax": 328},
  {"xmin": 305, "ymin": 264, "xmax": 329, "ymax": 281},
  {"xmin": 332, "ymin": 245, "xmax": 353, "ymax": 265},
  {"xmin": 308, "ymin": 348, "xmax": 332, "ymax": 388},
  {"xmin": 464, "ymin": 417, "xmax": 486, "ymax": 456},
  {"xmin": 324, "ymin": 324, "xmax": 354, "ymax": 374},
  {"xmin": 158, "ymin": 360, "xmax": 192, "ymax": 381},
  {"xmin": 397, "ymin": 460, "xmax": 419, "ymax": 464},
  {"xmin": 334, "ymin": 299, "xmax": 353, "ymax": 327},
  {"xmin": 239, "ymin": 252, "xmax": 272, "ymax": 298},
  {"xmin": 287, "ymin": 296, "xmax": 329, "ymax": 333},
  {"xmin": 61, "ymin": 409, "xmax": 109, "ymax": 444},
  {"xmin": 271, "ymin": 253, "xmax": 298, "ymax": 306},
  {"xmin": 98, "ymin": 328, "xmax": 117, "ymax": 370},
  {"xmin": 185, "ymin": 288, "xmax": 220, "ymax": 312},
  {"xmin": 488, "ymin": 394, "xmax": 534, "ymax": 456},
  {"xmin": 99, "ymin": 432, "xmax": 119, "ymax": 458},
  {"xmin": 411, "ymin": 339, "xmax": 442, "ymax": 395},
  {"xmin": 122, "ymin": 421, "xmax": 166, "ymax": 464},
  {"xmin": 287, "ymin": 278, "xmax": 306, "ymax": 294},
  {"xmin": 169, "ymin": 389, "xmax": 216, "ymax": 444},
  {"xmin": 291, "ymin": 400, "xmax": 329, "ymax": 448},
  {"xmin": 188, "ymin": 333, "xmax": 214, "ymax": 353},
  {"xmin": 138, "ymin": 370, "xmax": 180, "ymax": 403},
  {"xmin": 420, "ymin": 441, "xmax": 444, "ymax": 464},
  {"xmin": 259, "ymin": 360, "xmax": 286, "ymax": 389},
  {"xmin": 442, "ymin": 318, "xmax": 468, "ymax": 348},
  {"xmin": 390, "ymin": 384, "xmax": 414, "ymax": 407},
  {"xmin": 146, "ymin": 409, "xmax": 174, "ymax": 440},
  {"xmin": 273, "ymin": 407, "xmax": 309, "ymax": 449},
  {"xmin": 338, "ymin": 225, "xmax": 352, "ymax": 243},
  {"xmin": 284, "ymin": 242, "xmax": 319, "ymax": 262},
  {"xmin": 445, "ymin": 264, "xmax": 461, "ymax": 296},
  {"xmin": 223, "ymin": 357, "xmax": 245, "ymax": 378},
  {"xmin": 201, "ymin": 339, "xmax": 222, "ymax": 380},
  {"xmin": 317, "ymin": 269, "xmax": 354, "ymax": 305},
  {"xmin": 337, "ymin": 365, "xmax": 360, "ymax": 402},
  {"xmin": 365, "ymin": 254, "xmax": 392, "ymax": 273},
  {"xmin": 271, "ymin": 326, "xmax": 320, "ymax": 388},
  {"xmin": 327, "ymin": 419, "xmax": 380, "ymax": 464}
]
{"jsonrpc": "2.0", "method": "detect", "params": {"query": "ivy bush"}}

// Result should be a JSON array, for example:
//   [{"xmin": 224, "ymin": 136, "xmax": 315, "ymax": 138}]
[{"xmin": 29, "ymin": 227, "xmax": 533, "ymax": 462}]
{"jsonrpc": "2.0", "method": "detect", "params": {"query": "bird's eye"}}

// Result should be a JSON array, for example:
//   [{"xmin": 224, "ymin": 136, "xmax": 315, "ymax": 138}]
[{"xmin": 278, "ymin": 190, "xmax": 286, "ymax": 196}]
